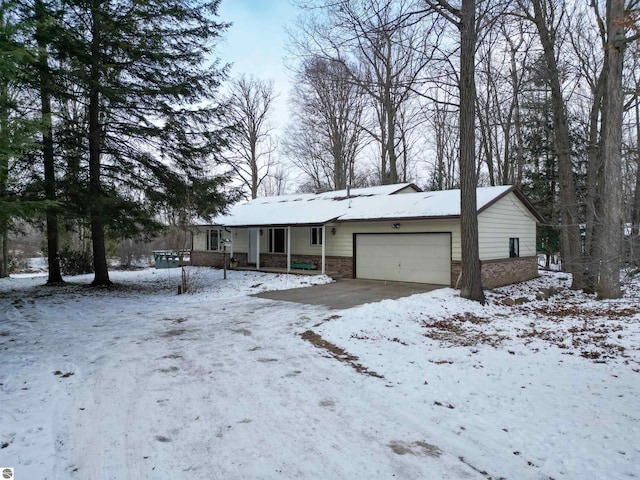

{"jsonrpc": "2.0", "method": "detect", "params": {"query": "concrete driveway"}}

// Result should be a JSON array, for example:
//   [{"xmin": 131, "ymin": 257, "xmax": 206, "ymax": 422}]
[{"xmin": 253, "ymin": 278, "xmax": 443, "ymax": 309}]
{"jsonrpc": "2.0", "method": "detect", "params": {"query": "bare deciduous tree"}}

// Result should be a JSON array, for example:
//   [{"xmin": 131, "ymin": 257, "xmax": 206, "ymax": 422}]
[
  {"xmin": 291, "ymin": 0, "xmax": 440, "ymax": 184},
  {"xmin": 259, "ymin": 164, "xmax": 289, "ymax": 197},
  {"xmin": 518, "ymin": 0, "xmax": 586, "ymax": 290},
  {"xmin": 475, "ymin": 17, "xmax": 533, "ymax": 187},
  {"xmin": 286, "ymin": 57, "xmax": 366, "ymax": 191},
  {"xmin": 628, "ymin": 42, "xmax": 640, "ymax": 263},
  {"xmin": 425, "ymin": 88, "xmax": 459, "ymax": 190},
  {"xmin": 596, "ymin": 0, "xmax": 630, "ymax": 299},
  {"xmin": 424, "ymin": 0, "xmax": 486, "ymax": 303},
  {"xmin": 226, "ymin": 75, "xmax": 277, "ymax": 199}
]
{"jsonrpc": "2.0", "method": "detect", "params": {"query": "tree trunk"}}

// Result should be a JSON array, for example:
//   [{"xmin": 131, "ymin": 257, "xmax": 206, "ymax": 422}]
[
  {"xmin": 0, "ymin": 78, "xmax": 8, "ymax": 278},
  {"xmin": 377, "ymin": 102, "xmax": 388, "ymax": 184},
  {"xmin": 35, "ymin": 0, "xmax": 63, "ymax": 284},
  {"xmin": 630, "ymin": 88, "xmax": 640, "ymax": 264},
  {"xmin": 333, "ymin": 133, "xmax": 346, "ymax": 190},
  {"xmin": 384, "ymin": 103, "xmax": 398, "ymax": 184},
  {"xmin": 459, "ymin": 0, "xmax": 485, "ymax": 304},
  {"xmin": 401, "ymin": 132, "xmax": 409, "ymax": 183},
  {"xmin": 510, "ymin": 50, "xmax": 524, "ymax": 187},
  {"xmin": 502, "ymin": 122, "xmax": 511, "ymax": 185},
  {"xmin": 384, "ymin": 35, "xmax": 398, "ymax": 185},
  {"xmin": 583, "ymin": 66, "xmax": 607, "ymax": 292},
  {"xmin": 250, "ymin": 143, "xmax": 258, "ymax": 199},
  {"xmin": 531, "ymin": 0, "xmax": 584, "ymax": 290},
  {"xmin": 596, "ymin": 0, "xmax": 625, "ymax": 299},
  {"xmin": 477, "ymin": 95, "xmax": 495, "ymax": 186},
  {"xmin": 0, "ymin": 229, "xmax": 7, "ymax": 277},
  {"xmin": 89, "ymin": 1, "xmax": 110, "ymax": 286}
]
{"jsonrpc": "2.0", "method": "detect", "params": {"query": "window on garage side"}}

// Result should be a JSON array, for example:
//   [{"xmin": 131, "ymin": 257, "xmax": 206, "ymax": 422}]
[
  {"xmin": 269, "ymin": 228, "xmax": 286, "ymax": 253},
  {"xmin": 206, "ymin": 229, "xmax": 220, "ymax": 251},
  {"xmin": 311, "ymin": 227, "xmax": 323, "ymax": 246},
  {"xmin": 509, "ymin": 237, "xmax": 520, "ymax": 258}
]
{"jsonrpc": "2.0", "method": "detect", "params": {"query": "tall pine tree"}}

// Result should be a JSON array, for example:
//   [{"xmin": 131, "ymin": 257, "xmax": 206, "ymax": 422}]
[
  {"xmin": 0, "ymin": 0, "xmax": 45, "ymax": 277},
  {"xmin": 59, "ymin": 0, "xmax": 231, "ymax": 286},
  {"xmin": 34, "ymin": 0, "xmax": 64, "ymax": 283}
]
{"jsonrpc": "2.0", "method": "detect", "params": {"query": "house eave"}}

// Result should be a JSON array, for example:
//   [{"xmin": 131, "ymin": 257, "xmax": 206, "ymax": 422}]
[
  {"xmin": 207, "ymin": 219, "xmax": 340, "ymax": 228},
  {"xmin": 333, "ymin": 214, "xmax": 460, "ymax": 224},
  {"xmin": 477, "ymin": 186, "xmax": 544, "ymax": 223}
]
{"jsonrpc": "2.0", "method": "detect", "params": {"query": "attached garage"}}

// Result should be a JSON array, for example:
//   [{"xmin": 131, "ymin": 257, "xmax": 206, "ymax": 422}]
[
  {"xmin": 355, "ymin": 233, "xmax": 451, "ymax": 285},
  {"xmin": 198, "ymin": 183, "xmax": 541, "ymax": 288}
]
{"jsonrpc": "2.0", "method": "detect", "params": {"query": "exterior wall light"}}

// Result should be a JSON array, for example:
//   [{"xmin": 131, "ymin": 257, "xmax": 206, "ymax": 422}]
[{"xmin": 331, "ymin": 227, "xmax": 336, "ymax": 235}]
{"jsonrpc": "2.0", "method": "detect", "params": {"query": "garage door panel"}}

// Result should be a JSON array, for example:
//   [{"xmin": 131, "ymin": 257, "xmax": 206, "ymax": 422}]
[{"xmin": 355, "ymin": 233, "xmax": 451, "ymax": 285}]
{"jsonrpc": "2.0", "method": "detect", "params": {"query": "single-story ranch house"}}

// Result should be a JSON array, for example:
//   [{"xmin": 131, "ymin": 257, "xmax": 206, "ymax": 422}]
[{"xmin": 191, "ymin": 183, "xmax": 542, "ymax": 289}]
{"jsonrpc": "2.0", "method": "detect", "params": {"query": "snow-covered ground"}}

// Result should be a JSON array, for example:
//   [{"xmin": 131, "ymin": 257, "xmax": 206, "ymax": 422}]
[{"xmin": 0, "ymin": 268, "xmax": 638, "ymax": 479}]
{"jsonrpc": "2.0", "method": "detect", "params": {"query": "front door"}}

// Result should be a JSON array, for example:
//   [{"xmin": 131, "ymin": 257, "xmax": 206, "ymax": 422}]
[{"xmin": 248, "ymin": 228, "xmax": 258, "ymax": 264}]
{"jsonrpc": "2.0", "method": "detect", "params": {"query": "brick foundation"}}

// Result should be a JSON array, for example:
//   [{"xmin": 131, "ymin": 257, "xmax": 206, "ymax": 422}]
[
  {"xmin": 250, "ymin": 253, "xmax": 353, "ymax": 278},
  {"xmin": 451, "ymin": 256, "xmax": 538, "ymax": 289},
  {"xmin": 326, "ymin": 256, "xmax": 354, "ymax": 278},
  {"xmin": 253, "ymin": 253, "xmax": 287, "ymax": 269},
  {"xmin": 190, "ymin": 251, "xmax": 249, "ymax": 268},
  {"xmin": 190, "ymin": 251, "xmax": 353, "ymax": 277},
  {"xmin": 191, "ymin": 250, "xmax": 537, "ymax": 288},
  {"xmin": 190, "ymin": 251, "xmax": 226, "ymax": 268},
  {"xmin": 230, "ymin": 252, "xmax": 248, "ymax": 265}
]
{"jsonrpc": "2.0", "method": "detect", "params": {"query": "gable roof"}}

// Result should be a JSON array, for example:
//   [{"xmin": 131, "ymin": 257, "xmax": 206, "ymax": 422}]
[
  {"xmin": 203, "ymin": 184, "xmax": 540, "ymax": 227},
  {"xmin": 244, "ymin": 183, "xmax": 421, "ymax": 205}
]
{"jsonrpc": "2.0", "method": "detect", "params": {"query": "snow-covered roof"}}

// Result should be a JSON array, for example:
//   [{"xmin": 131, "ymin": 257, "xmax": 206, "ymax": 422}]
[
  {"xmin": 339, "ymin": 186, "xmax": 513, "ymax": 221},
  {"xmin": 246, "ymin": 183, "xmax": 420, "ymax": 204},
  {"xmin": 203, "ymin": 184, "xmax": 526, "ymax": 227}
]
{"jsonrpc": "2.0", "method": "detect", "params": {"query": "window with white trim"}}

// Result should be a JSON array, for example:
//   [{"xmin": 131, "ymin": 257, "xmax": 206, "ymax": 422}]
[
  {"xmin": 268, "ymin": 228, "xmax": 286, "ymax": 253},
  {"xmin": 206, "ymin": 229, "xmax": 221, "ymax": 251},
  {"xmin": 311, "ymin": 227, "xmax": 323, "ymax": 246},
  {"xmin": 509, "ymin": 237, "xmax": 520, "ymax": 258}
]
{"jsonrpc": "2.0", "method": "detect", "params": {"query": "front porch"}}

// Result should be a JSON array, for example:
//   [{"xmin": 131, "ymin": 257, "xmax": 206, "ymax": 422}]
[
  {"xmin": 189, "ymin": 250, "xmax": 347, "ymax": 278},
  {"xmin": 244, "ymin": 225, "xmax": 331, "ymax": 275},
  {"xmin": 235, "ymin": 249, "xmax": 353, "ymax": 279}
]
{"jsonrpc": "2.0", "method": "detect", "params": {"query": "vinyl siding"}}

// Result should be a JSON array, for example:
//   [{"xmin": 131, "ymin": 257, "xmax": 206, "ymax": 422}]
[
  {"xmin": 193, "ymin": 227, "xmax": 247, "ymax": 253},
  {"xmin": 290, "ymin": 227, "xmax": 325, "ymax": 255},
  {"xmin": 224, "ymin": 227, "xmax": 323, "ymax": 255},
  {"xmin": 206, "ymin": 220, "xmax": 461, "ymax": 259},
  {"xmin": 328, "ymin": 219, "xmax": 461, "ymax": 260},
  {"xmin": 394, "ymin": 186, "xmax": 420, "ymax": 194},
  {"xmin": 478, "ymin": 192, "xmax": 537, "ymax": 260},
  {"xmin": 194, "ymin": 191, "xmax": 536, "ymax": 263},
  {"xmin": 230, "ymin": 228, "xmax": 249, "ymax": 252},
  {"xmin": 192, "ymin": 226, "xmax": 218, "ymax": 251},
  {"xmin": 192, "ymin": 227, "xmax": 206, "ymax": 251}
]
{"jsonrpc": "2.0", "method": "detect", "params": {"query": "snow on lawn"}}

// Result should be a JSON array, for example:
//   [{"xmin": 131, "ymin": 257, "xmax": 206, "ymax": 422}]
[{"xmin": 0, "ymin": 268, "xmax": 638, "ymax": 479}]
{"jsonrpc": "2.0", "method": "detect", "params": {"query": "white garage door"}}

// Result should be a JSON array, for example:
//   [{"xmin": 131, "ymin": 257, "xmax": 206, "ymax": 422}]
[{"xmin": 355, "ymin": 233, "xmax": 451, "ymax": 285}]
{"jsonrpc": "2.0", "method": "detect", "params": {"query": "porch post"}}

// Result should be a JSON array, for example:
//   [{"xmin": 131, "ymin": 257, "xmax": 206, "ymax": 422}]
[
  {"xmin": 287, "ymin": 226, "xmax": 291, "ymax": 273},
  {"xmin": 321, "ymin": 225, "xmax": 326, "ymax": 275},
  {"xmin": 256, "ymin": 228, "xmax": 261, "ymax": 270}
]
